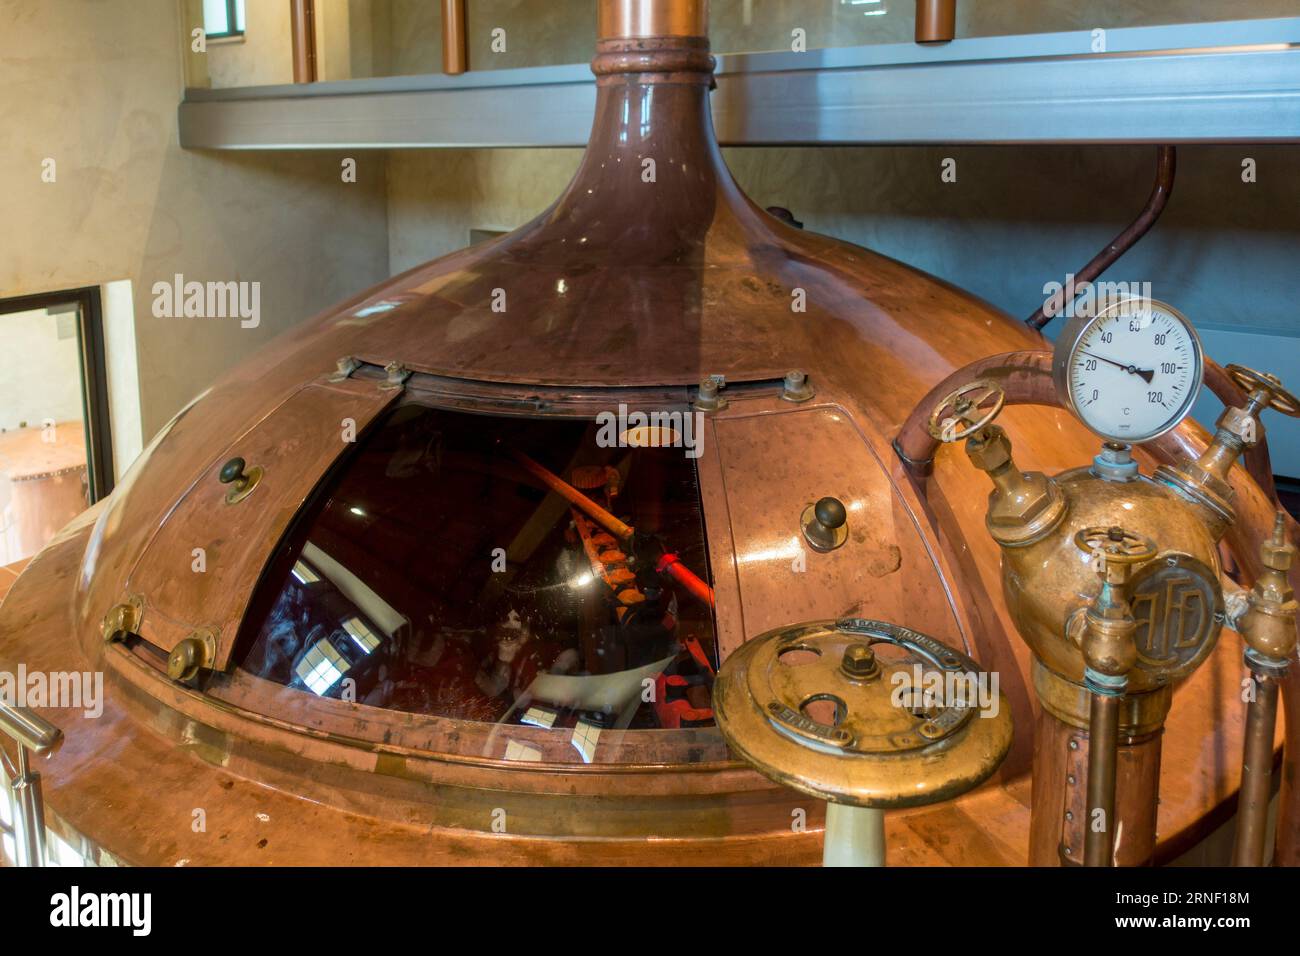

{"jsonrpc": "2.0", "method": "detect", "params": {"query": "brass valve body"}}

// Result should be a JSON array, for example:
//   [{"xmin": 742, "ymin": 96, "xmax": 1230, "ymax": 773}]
[
  {"xmin": 1241, "ymin": 513, "xmax": 1298, "ymax": 666},
  {"xmin": 998, "ymin": 467, "xmax": 1224, "ymax": 727}
]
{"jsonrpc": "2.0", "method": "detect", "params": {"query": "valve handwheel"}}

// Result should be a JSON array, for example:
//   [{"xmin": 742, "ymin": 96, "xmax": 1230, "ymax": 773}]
[
  {"xmin": 926, "ymin": 379, "xmax": 1006, "ymax": 444},
  {"xmin": 1073, "ymin": 526, "xmax": 1158, "ymax": 565},
  {"xmin": 1226, "ymin": 364, "xmax": 1300, "ymax": 418},
  {"xmin": 713, "ymin": 618, "xmax": 1012, "ymax": 866}
]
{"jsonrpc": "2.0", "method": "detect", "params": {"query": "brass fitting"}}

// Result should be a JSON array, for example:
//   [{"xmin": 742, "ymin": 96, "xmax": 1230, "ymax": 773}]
[
  {"xmin": 927, "ymin": 380, "xmax": 1065, "ymax": 546},
  {"xmin": 167, "ymin": 627, "xmax": 219, "ymax": 684},
  {"xmin": 966, "ymin": 425, "xmax": 1066, "ymax": 546},
  {"xmin": 1075, "ymin": 527, "xmax": 1157, "ymax": 694},
  {"xmin": 101, "ymin": 597, "xmax": 143, "ymax": 643},
  {"xmin": 1233, "ymin": 511, "xmax": 1296, "ymax": 866},
  {"xmin": 1241, "ymin": 512, "xmax": 1298, "ymax": 669},
  {"xmin": 1159, "ymin": 364, "xmax": 1300, "ymax": 532}
]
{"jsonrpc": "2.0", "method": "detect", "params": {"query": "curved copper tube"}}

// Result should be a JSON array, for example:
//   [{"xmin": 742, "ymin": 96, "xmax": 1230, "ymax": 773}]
[
  {"xmin": 893, "ymin": 350, "xmax": 1056, "ymax": 473},
  {"xmin": 894, "ymin": 350, "xmax": 1274, "ymax": 497},
  {"xmin": 1027, "ymin": 146, "xmax": 1177, "ymax": 331}
]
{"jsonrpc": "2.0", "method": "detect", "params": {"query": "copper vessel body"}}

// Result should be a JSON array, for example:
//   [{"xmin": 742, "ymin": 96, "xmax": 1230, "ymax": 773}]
[{"xmin": 0, "ymin": 0, "xmax": 1287, "ymax": 866}]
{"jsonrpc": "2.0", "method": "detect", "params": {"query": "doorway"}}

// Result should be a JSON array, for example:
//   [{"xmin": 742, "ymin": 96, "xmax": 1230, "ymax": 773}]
[{"xmin": 0, "ymin": 287, "xmax": 114, "ymax": 567}]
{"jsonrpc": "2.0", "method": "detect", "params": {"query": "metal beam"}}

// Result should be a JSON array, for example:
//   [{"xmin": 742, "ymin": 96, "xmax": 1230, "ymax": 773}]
[{"xmin": 179, "ymin": 17, "xmax": 1300, "ymax": 149}]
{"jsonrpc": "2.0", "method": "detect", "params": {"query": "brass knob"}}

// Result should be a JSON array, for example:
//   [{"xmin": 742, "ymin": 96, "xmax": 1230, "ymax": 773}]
[
  {"xmin": 816, "ymin": 497, "xmax": 846, "ymax": 531},
  {"xmin": 100, "ymin": 598, "xmax": 142, "ymax": 644},
  {"xmin": 1074, "ymin": 526, "xmax": 1157, "ymax": 573},
  {"xmin": 781, "ymin": 369, "xmax": 814, "ymax": 403},
  {"xmin": 218, "ymin": 456, "xmax": 263, "ymax": 504},
  {"xmin": 802, "ymin": 496, "xmax": 849, "ymax": 553},
  {"xmin": 219, "ymin": 457, "xmax": 248, "ymax": 489}
]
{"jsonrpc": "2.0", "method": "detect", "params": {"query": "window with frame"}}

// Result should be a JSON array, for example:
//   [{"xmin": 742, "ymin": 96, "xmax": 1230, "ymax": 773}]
[{"xmin": 203, "ymin": 0, "xmax": 246, "ymax": 39}]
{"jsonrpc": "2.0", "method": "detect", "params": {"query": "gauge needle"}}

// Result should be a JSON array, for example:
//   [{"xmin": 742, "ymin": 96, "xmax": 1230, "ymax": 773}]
[{"xmin": 1082, "ymin": 352, "xmax": 1155, "ymax": 384}]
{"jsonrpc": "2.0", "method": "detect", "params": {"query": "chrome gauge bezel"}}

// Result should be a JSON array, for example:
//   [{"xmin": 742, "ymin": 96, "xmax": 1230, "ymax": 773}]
[{"xmin": 1051, "ymin": 297, "xmax": 1205, "ymax": 445}]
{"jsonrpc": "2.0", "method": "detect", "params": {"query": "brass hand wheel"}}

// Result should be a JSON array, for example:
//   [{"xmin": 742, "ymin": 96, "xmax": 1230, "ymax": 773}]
[
  {"xmin": 713, "ymin": 619, "xmax": 1013, "ymax": 866},
  {"xmin": 1073, "ymin": 526, "xmax": 1157, "ymax": 566},
  {"xmin": 1226, "ymin": 364, "xmax": 1300, "ymax": 417},
  {"xmin": 926, "ymin": 380, "xmax": 1006, "ymax": 443}
]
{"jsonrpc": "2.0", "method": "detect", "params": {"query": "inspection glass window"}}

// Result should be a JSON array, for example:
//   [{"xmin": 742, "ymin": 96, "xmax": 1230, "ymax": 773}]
[
  {"xmin": 203, "ymin": 0, "xmax": 246, "ymax": 39},
  {"xmin": 238, "ymin": 403, "xmax": 718, "ymax": 742}
]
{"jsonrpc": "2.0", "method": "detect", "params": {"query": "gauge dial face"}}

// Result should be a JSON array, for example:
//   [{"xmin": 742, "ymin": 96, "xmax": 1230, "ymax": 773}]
[{"xmin": 1054, "ymin": 299, "xmax": 1204, "ymax": 443}]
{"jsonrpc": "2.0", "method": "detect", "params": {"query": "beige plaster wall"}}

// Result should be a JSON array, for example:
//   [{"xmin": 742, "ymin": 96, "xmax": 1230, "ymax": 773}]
[
  {"xmin": 200, "ymin": 0, "xmax": 294, "ymax": 89},
  {"xmin": 0, "ymin": 0, "xmax": 390, "ymax": 447}
]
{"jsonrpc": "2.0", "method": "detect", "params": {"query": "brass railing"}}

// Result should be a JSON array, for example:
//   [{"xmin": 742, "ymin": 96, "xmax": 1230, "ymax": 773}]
[{"xmin": 0, "ymin": 701, "xmax": 63, "ymax": 867}]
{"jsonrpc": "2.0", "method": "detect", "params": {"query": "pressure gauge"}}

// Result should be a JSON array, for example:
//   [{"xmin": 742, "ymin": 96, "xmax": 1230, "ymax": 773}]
[{"xmin": 1053, "ymin": 298, "xmax": 1204, "ymax": 444}]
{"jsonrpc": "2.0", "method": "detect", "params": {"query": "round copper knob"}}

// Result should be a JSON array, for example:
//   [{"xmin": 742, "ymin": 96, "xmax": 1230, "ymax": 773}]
[
  {"xmin": 802, "ymin": 496, "xmax": 848, "ymax": 553},
  {"xmin": 816, "ymin": 497, "xmax": 846, "ymax": 530},
  {"xmin": 218, "ymin": 455, "xmax": 263, "ymax": 504},
  {"xmin": 219, "ymin": 457, "xmax": 247, "ymax": 487}
]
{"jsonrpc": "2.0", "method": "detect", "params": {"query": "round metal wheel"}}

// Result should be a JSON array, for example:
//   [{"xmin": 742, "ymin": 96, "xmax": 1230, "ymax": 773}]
[
  {"xmin": 927, "ymin": 380, "xmax": 1006, "ymax": 443},
  {"xmin": 712, "ymin": 619, "xmax": 1013, "ymax": 809}
]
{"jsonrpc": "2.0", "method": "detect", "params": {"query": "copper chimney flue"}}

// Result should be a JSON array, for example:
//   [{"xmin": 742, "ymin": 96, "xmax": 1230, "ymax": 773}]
[
  {"xmin": 915, "ymin": 0, "xmax": 956, "ymax": 44},
  {"xmin": 598, "ymin": 0, "xmax": 707, "ymax": 40}
]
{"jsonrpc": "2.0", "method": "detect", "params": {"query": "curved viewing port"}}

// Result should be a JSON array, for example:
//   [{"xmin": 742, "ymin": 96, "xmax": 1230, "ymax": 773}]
[{"xmin": 234, "ymin": 399, "xmax": 719, "ymax": 753}]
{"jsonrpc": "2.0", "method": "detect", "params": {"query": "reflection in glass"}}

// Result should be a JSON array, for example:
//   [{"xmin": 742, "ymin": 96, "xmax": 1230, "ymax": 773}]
[{"xmin": 239, "ymin": 403, "xmax": 718, "ymax": 735}]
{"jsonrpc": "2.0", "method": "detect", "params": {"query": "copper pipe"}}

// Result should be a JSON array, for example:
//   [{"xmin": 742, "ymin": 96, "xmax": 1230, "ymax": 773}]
[
  {"xmin": 915, "ymin": 0, "xmax": 956, "ymax": 44},
  {"xmin": 441, "ymin": 0, "xmax": 468, "ymax": 75},
  {"xmin": 1280, "ymin": 663, "xmax": 1300, "ymax": 865},
  {"xmin": 598, "ymin": 0, "xmax": 708, "ymax": 40},
  {"xmin": 1083, "ymin": 692, "xmax": 1120, "ymax": 866},
  {"xmin": 896, "ymin": 350, "xmax": 1277, "ymax": 500},
  {"xmin": 893, "ymin": 350, "xmax": 1055, "ymax": 473},
  {"xmin": 1233, "ymin": 673, "xmax": 1279, "ymax": 866},
  {"xmin": 511, "ymin": 450, "xmax": 635, "ymax": 542},
  {"xmin": 290, "ymin": 0, "xmax": 317, "ymax": 83},
  {"xmin": 1027, "ymin": 146, "xmax": 1177, "ymax": 331}
]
